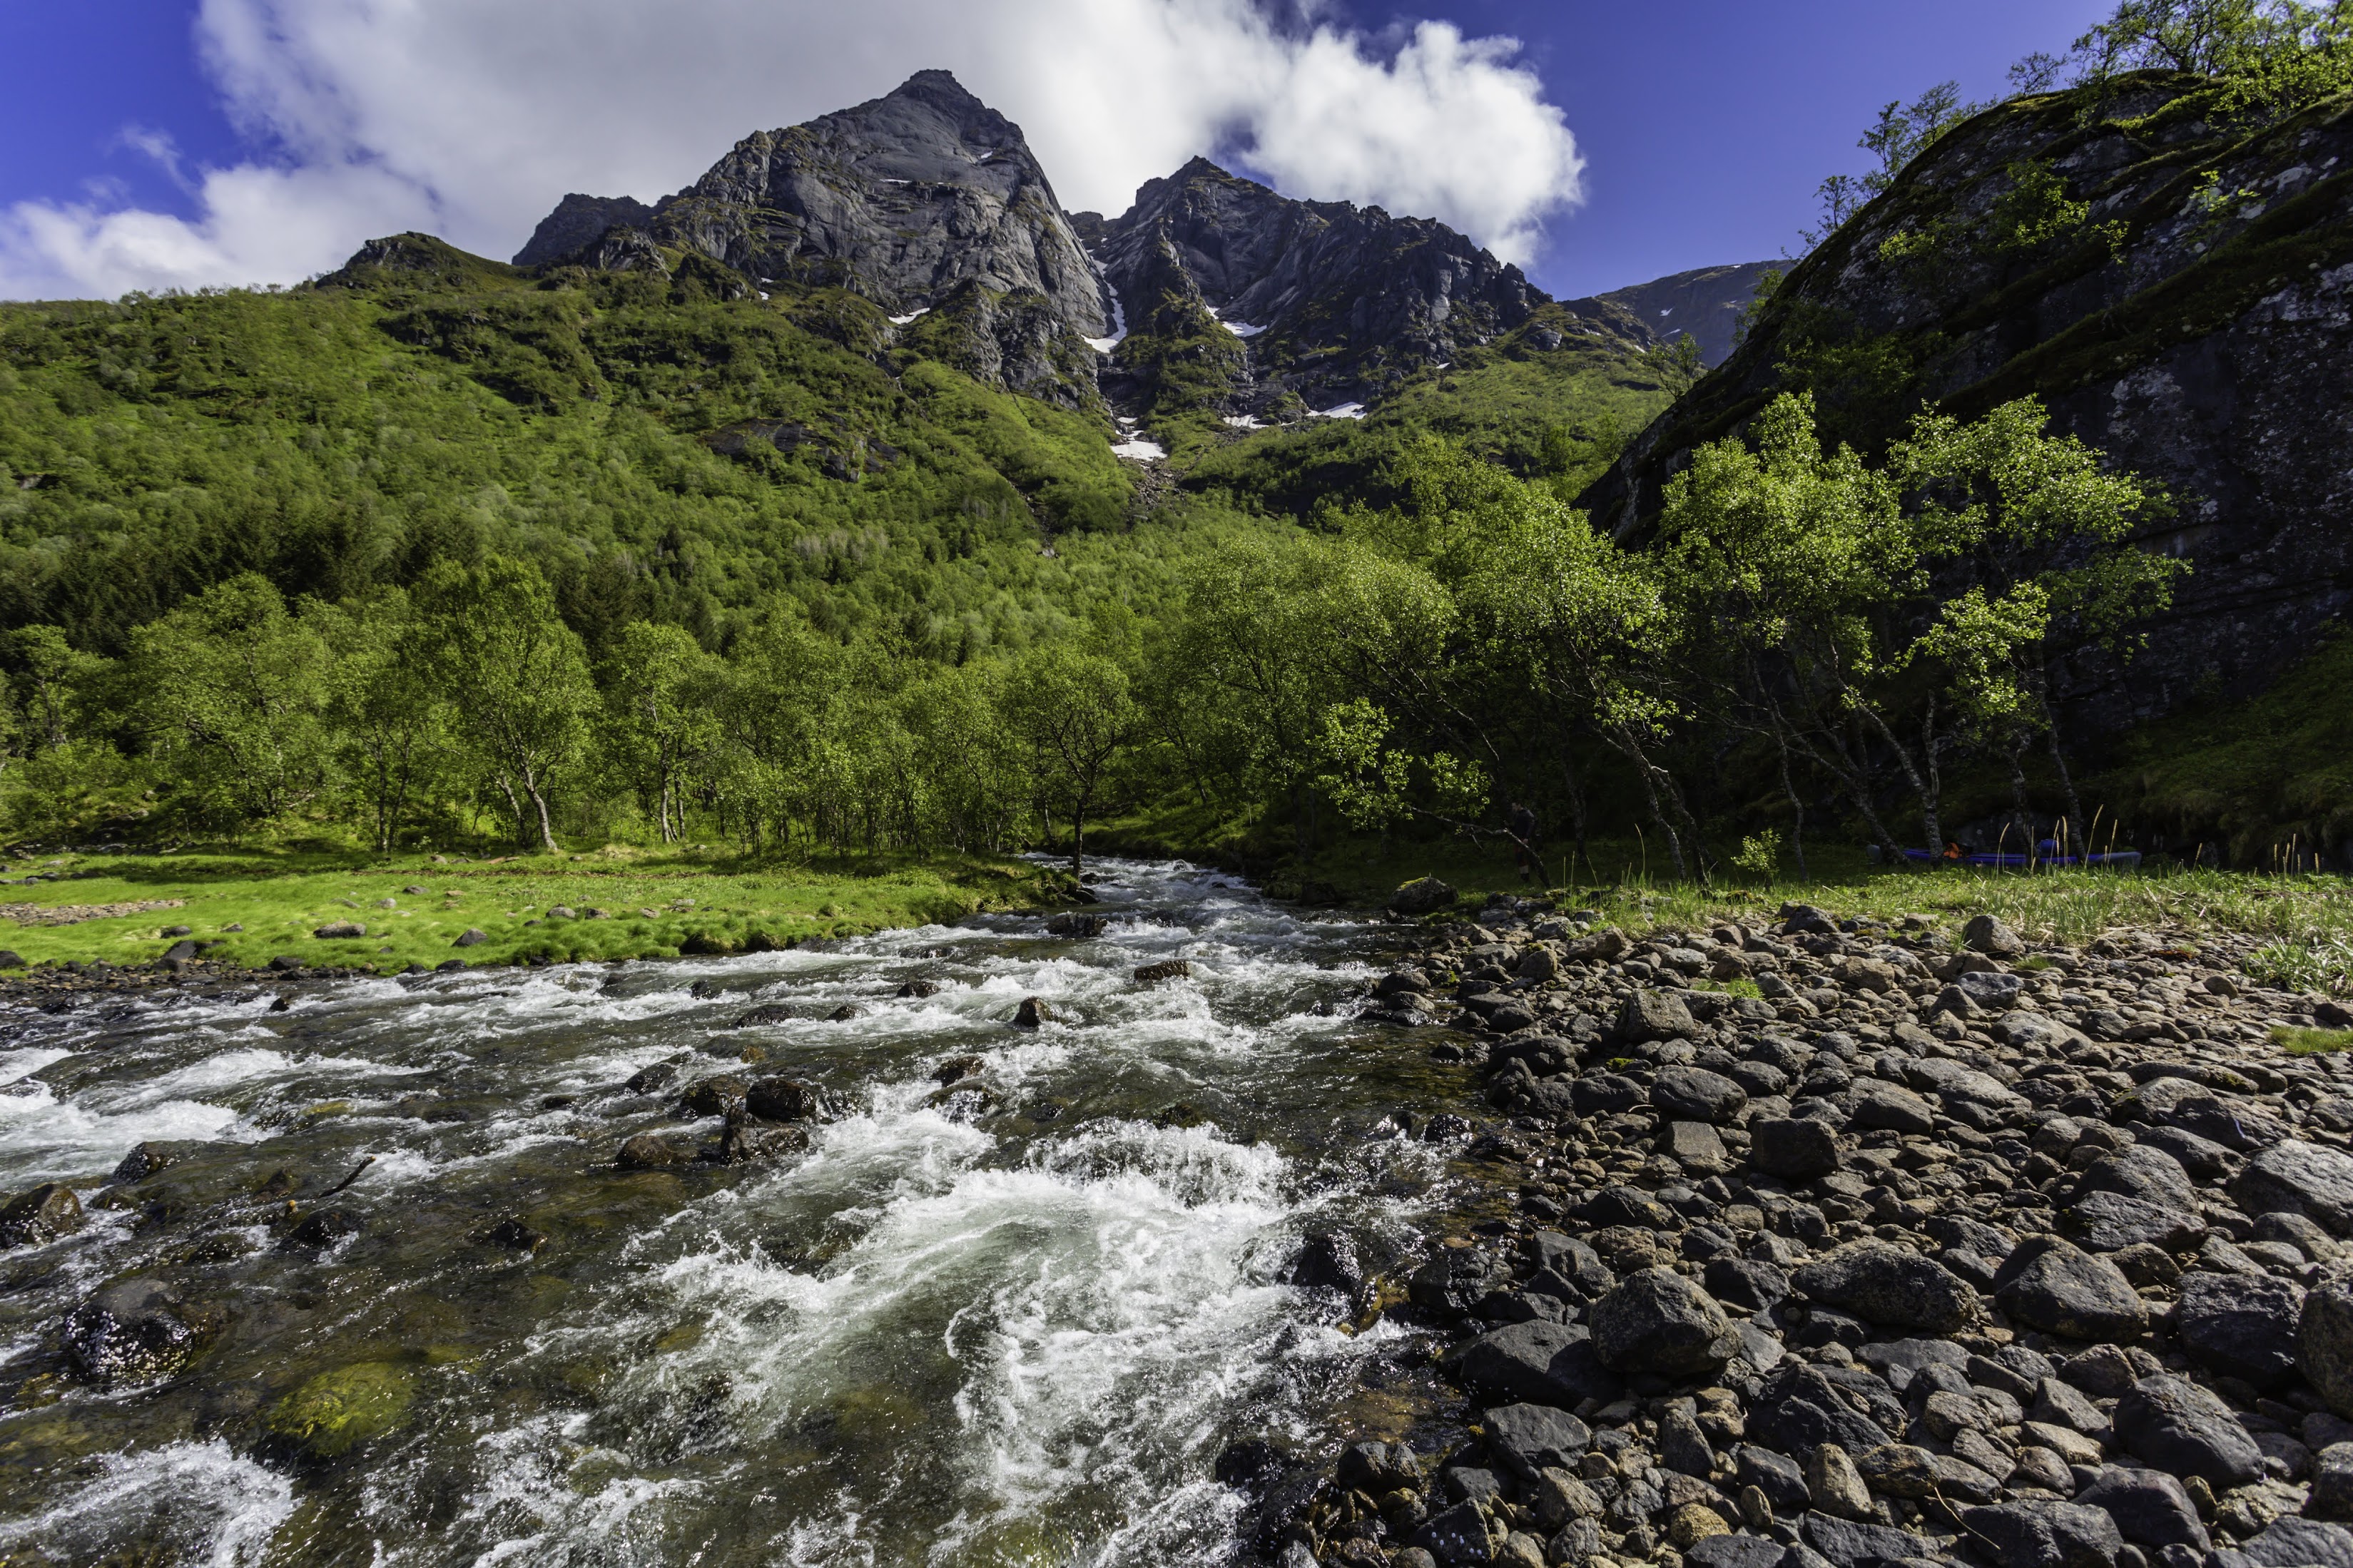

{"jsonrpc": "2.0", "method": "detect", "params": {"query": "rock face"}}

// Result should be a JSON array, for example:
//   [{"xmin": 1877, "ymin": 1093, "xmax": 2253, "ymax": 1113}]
[
  {"xmin": 1595, "ymin": 261, "xmax": 1778, "ymax": 367},
  {"xmin": 1583, "ymin": 71, "xmax": 2353, "ymax": 740},
  {"xmin": 512, "ymin": 71, "xmax": 1109, "ymax": 404},
  {"xmin": 1079, "ymin": 156, "xmax": 1547, "ymax": 418}
]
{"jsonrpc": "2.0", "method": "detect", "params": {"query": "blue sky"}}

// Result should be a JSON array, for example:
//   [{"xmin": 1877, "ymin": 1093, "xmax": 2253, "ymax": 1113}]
[{"xmin": 0, "ymin": 0, "xmax": 2115, "ymax": 300}]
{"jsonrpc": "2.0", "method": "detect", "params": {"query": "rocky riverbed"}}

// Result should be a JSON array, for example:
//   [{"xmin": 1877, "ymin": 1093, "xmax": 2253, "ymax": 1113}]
[{"xmin": 1279, "ymin": 886, "xmax": 2353, "ymax": 1568}]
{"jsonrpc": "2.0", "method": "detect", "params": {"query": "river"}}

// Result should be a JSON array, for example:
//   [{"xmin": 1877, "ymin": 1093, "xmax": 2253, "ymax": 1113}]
[{"xmin": 0, "ymin": 859, "xmax": 1480, "ymax": 1565}]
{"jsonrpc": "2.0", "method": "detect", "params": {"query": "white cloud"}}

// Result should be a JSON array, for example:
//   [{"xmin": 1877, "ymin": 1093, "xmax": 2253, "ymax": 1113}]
[{"xmin": 0, "ymin": 0, "xmax": 1586, "ymax": 300}]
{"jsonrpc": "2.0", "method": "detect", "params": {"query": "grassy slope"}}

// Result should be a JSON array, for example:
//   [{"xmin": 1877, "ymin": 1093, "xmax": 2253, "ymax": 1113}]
[{"xmin": 0, "ymin": 847, "xmax": 1064, "ymax": 973}]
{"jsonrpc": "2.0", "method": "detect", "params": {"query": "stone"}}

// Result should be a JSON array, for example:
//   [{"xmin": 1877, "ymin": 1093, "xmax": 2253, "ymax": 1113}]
[
  {"xmin": 681, "ymin": 1076, "xmax": 749, "ymax": 1116},
  {"xmin": 1804, "ymin": 1443, "xmax": 1873, "ymax": 1519},
  {"xmin": 0, "ymin": 1182, "xmax": 83, "ymax": 1248},
  {"xmin": 1902, "ymin": 1055, "xmax": 2022, "ymax": 1109},
  {"xmin": 2302, "ymin": 1268, "xmax": 2353, "ymax": 1418},
  {"xmin": 1956, "ymin": 970, "xmax": 2028, "ymax": 1012},
  {"xmin": 1666, "ymin": 1121, "xmax": 1731, "ymax": 1169},
  {"xmin": 2177, "ymin": 1271, "xmax": 2304, "ymax": 1390},
  {"xmin": 63, "ymin": 1278, "xmax": 211, "ymax": 1385},
  {"xmin": 2137, "ymin": 1124, "xmax": 2237, "ymax": 1181},
  {"xmin": 2309, "ymin": 1442, "xmax": 2353, "ymax": 1519},
  {"xmin": 312, "ymin": 920, "xmax": 366, "ymax": 939},
  {"xmin": 625, "ymin": 1063, "xmax": 678, "ymax": 1094},
  {"xmin": 1484, "ymin": 1402, "xmax": 1592, "ymax": 1480},
  {"xmin": 111, "ymin": 1144, "xmax": 176, "ymax": 1183},
  {"xmin": 1685, "ymin": 1536, "xmax": 1784, "ymax": 1568},
  {"xmin": 2078, "ymin": 1146, "xmax": 2199, "ymax": 1213},
  {"xmin": 454, "ymin": 927, "xmax": 489, "ymax": 947},
  {"xmin": 1661, "ymin": 1405, "xmax": 1715, "ymax": 1475},
  {"xmin": 1737, "ymin": 1444, "xmax": 1811, "ymax": 1512},
  {"xmin": 2063, "ymin": 1191, "xmax": 2208, "ymax": 1254},
  {"xmin": 746, "ymin": 1077, "xmax": 828, "ymax": 1123},
  {"xmin": 1388, "ymin": 877, "xmax": 1457, "ymax": 916},
  {"xmin": 1454, "ymin": 1319, "xmax": 1625, "ymax": 1408},
  {"xmin": 1134, "ymin": 959, "xmax": 1192, "ymax": 983},
  {"xmin": 1619, "ymin": 989, "xmax": 1699, "ymax": 1044},
  {"xmin": 1799, "ymin": 1510, "xmax": 1924, "ymax": 1568},
  {"xmin": 1749, "ymin": 1117, "xmax": 1841, "ymax": 1181},
  {"xmin": 2241, "ymin": 1517, "xmax": 2353, "ymax": 1568},
  {"xmin": 266, "ymin": 1361, "xmax": 415, "ymax": 1459},
  {"xmin": 1850, "ymin": 1083, "xmax": 1937, "ymax": 1135},
  {"xmin": 1667, "ymin": 1503, "xmax": 1732, "ymax": 1550},
  {"xmin": 1963, "ymin": 915, "xmax": 2026, "ymax": 957},
  {"xmin": 1793, "ymin": 1240, "xmax": 1978, "ymax": 1333},
  {"xmin": 1411, "ymin": 1500, "xmax": 1490, "ymax": 1566},
  {"xmin": 2033, "ymin": 1375, "xmax": 2113, "ymax": 1437},
  {"xmin": 1854, "ymin": 1443, "xmax": 1941, "ymax": 1499},
  {"xmin": 1290, "ymin": 1232, "xmax": 1364, "ymax": 1295},
  {"xmin": 2238, "ymin": 1141, "xmax": 2353, "ymax": 1238},
  {"xmin": 1704, "ymin": 1256, "xmax": 1792, "ymax": 1313},
  {"xmin": 2114, "ymin": 1374, "xmax": 2267, "ymax": 1487},
  {"xmin": 1994, "ymin": 1236, "xmax": 2148, "ymax": 1341},
  {"xmin": 1012, "ymin": 996, "xmax": 1057, "ymax": 1029},
  {"xmin": 1960, "ymin": 1500, "xmax": 2124, "ymax": 1568},
  {"xmin": 1747, "ymin": 1364, "xmax": 1895, "ymax": 1457},
  {"xmin": 2075, "ymin": 1466, "xmax": 2210, "ymax": 1551},
  {"xmin": 2062, "ymin": 1344, "xmax": 2148, "ymax": 1400},
  {"xmin": 1590, "ymin": 1267, "xmax": 1733, "ymax": 1378},
  {"xmin": 1654, "ymin": 1066, "xmax": 1749, "ymax": 1124},
  {"xmin": 1413, "ymin": 1247, "xmax": 1514, "ymax": 1318},
  {"xmin": 616, "ymin": 1134, "xmax": 682, "ymax": 1169},
  {"xmin": 1572, "ymin": 1073, "xmax": 1650, "ymax": 1116},
  {"xmin": 708, "ymin": 1111, "xmax": 805, "ymax": 1165}
]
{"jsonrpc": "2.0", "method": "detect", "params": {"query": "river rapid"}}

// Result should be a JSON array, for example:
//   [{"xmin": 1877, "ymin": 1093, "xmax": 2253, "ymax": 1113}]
[{"xmin": 0, "ymin": 860, "xmax": 1484, "ymax": 1566}]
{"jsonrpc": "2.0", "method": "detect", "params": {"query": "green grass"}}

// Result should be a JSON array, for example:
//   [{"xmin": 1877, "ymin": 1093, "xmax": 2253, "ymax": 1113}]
[
  {"xmin": 2274, "ymin": 1025, "xmax": 2353, "ymax": 1055},
  {"xmin": 0, "ymin": 846, "xmax": 1064, "ymax": 973}
]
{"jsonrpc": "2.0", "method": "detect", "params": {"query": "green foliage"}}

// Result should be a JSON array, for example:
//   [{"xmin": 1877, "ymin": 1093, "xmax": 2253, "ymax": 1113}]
[
  {"xmin": 2071, "ymin": 0, "xmax": 2353, "ymax": 118},
  {"xmin": 1731, "ymin": 830, "xmax": 1785, "ymax": 885},
  {"xmin": 2274, "ymin": 1023, "xmax": 2353, "ymax": 1052}
]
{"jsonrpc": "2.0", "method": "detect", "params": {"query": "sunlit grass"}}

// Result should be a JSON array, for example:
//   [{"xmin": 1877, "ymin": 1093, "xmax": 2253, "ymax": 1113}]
[{"xmin": 2275, "ymin": 1025, "xmax": 2353, "ymax": 1055}]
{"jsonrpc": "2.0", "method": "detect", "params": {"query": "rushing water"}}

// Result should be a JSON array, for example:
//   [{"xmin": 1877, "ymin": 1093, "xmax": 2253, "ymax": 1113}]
[{"xmin": 0, "ymin": 860, "xmax": 1480, "ymax": 1566}]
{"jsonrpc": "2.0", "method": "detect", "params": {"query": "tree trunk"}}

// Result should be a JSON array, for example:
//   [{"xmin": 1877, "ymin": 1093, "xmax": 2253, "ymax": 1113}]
[{"xmin": 1776, "ymin": 740, "xmax": 1808, "ymax": 880}]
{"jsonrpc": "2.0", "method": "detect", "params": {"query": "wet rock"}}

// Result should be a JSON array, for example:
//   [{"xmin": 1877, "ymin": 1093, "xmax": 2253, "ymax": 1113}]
[
  {"xmin": 2115, "ymin": 1374, "xmax": 2267, "ymax": 1487},
  {"xmin": 898, "ymin": 979, "xmax": 942, "ymax": 998},
  {"xmin": 2237, "ymin": 1141, "xmax": 2353, "ymax": 1237},
  {"xmin": 1214, "ymin": 1437, "xmax": 1285, "ymax": 1491},
  {"xmin": 1484, "ymin": 1402, "xmax": 1592, "ymax": 1480},
  {"xmin": 1748, "ymin": 1116, "xmax": 1841, "ymax": 1181},
  {"xmin": 825, "ymin": 1002, "xmax": 863, "ymax": 1022},
  {"xmin": 734, "ymin": 1004, "xmax": 795, "ymax": 1027},
  {"xmin": 2075, "ymin": 1465, "xmax": 2210, "ymax": 1551},
  {"xmin": 1291, "ymin": 1232, "xmax": 1364, "ymax": 1295},
  {"xmin": 616, "ymin": 1134, "xmax": 682, "ymax": 1169},
  {"xmin": 1334, "ymin": 1439, "xmax": 1419, "ymax": 1496},
  {"xmin": 681, "ymin": 1076, "xmax": 749, "ymax": 1116},
  {"xmin": 1618, "ymin": 989, "xmax": 1698, "ymax": 1044},
  {"xmin": 1590, "ymin": 1266, "xmax": 1733, "ymax": 1378},
  {"xmin": 479, "ymin": 1216, "xmax": 547, "ymax": 1251},
  {"xmin": 2176, "ymin": 1271, "xmax": 2304, "ymax": 1390},
  {"xmin": 1654, "ymin": 1066, "xmax": 1748, "ymax": 1124},
  {"xmin": 1134, "ymin": 959, "xmax": 1193, "ymax": 983},
  {"xmin": 268, "ymin": 1361, "xmax": 415, "ymax": 1458},
  {"xmin": 1993, "ymin": 1236, "xmax": 2148, "ymax": 1341},
  {"xmin": 1794, "ymin": 1240, "xmax": 1977, "ymax": 1333},
  {"xmin": 0, "ymin": 1181, "xmax": 82, "ymax": 1248},
  {"xmin": 1045, "ymin": 913, "xmax": 1104, "ymax": 938},
  {"xmin": 288, "ymin": 1208, "xmax": 359, "ymax": 1247},
  {"xmin": 933, "ymin": 1054, "xmax": 987, "ymax": 1086},
  {"xmin": 1388, "ymin": 877, "xmax": 1457, "ymax": 917},
  {"xmin": 625, "ymin": 1062, "xmax": 678, "ymax": 1094},
  {"xmin": 63, "ymin": 1278, "xmax": 212, "ymax": 1385},
  {"xmin": 707, "ymin": 1110, "xmax": 806, "ymax": 1165},
  {"xmin": 1961, "ymin": 1500, "xmax": 2123, "ymax": 1568},
  {"xmin": 1012, "ymin": 997, "xmax": 1057, "ymax": 1029},
  {"xmin": 1454, "ymin": 1318, "xmax": 1625, "ymax": 1407},
  {"xmin": 111, "ymin": 1143, "xmax": 176, "ymax": 1182}
]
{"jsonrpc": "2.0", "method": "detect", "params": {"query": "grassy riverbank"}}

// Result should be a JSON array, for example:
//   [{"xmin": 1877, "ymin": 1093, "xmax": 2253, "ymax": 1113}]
[{"xmin": 0, "ymin": 846, "xmax": 1067, "ymax": 973}]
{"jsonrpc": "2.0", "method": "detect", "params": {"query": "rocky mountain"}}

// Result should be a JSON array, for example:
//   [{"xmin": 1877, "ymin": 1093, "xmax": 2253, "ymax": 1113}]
[
  {"xmin": 1582, "ymin": 70, "xmax": 2353, "ymax": 735},
  {"xmin": 1074, "ymin": 157, "xmax": 1552, "ymax": 418},
  {"xmin": 510, "ymin": 70, "xmax": 1110, "ymax": 404},
  {"xmin": 1596, "ymin": 260, "xmax": 1778, "ymax": 367}
]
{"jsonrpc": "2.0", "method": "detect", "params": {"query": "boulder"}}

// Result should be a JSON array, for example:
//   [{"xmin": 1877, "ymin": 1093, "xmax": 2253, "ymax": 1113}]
[
  {"xmin": 1704, "ymin": 1257, "xmax": 1792, "ymax": 1314},
  {"xmin": 2073, "ymin": 1465, "xmax": 2210, "ymax": 1551},
  {"xmin": 1849, "ymin": 1083, "xmax": 1936, "ymax": 1134},
  {"xmin": 1389, "ymin": 877, "xmax": 1458, "ymax": 916},
  {"xmin": 1412, "ymin": 1246, "xmax": 1513, "ymax": 1318},
  {"xmin": 2175, "ymin": 1271, "xmax": 2304, "ymax": 1390},
  {"xmin": 2300, "ymin": 1268, "xmax": 2353, "ymax": 1417},
  {"xmin": 1747, "ymin": 1365, "xmax": 1894, "ymax": 1457},
  {"xmin": 1572, "ymin": 1073, "xmax": 1650, "ymax": 1116},
  {"xmin": 1993, "ymin": 1237, "xmax": 2148, "ymax": 1341},
  {"xmin": 1454, "ymin": 1320, "xmax": 1625, "ymax": 1408},
  {"xmin": 1955, "ymin": 970, "xmax": 2026, "ymax": 1012},
  {"xmin": 1793, "ymin": 1241, "xmax": 1977, "ymax": 1333},
  {"xmin": 1483, "ymin": 1402, "xmax": 1592, "ymax": 1480},
  {"xmin": 1748, "ymin": 1117, "xmax": 1841, "ymax": 1181},
  {"xmin": 681, "ymin": 1076, "xmax": 748, "ymax": 1116},
  {"xmin": 63, "ymin": 1278, "xmax": 211, "ymax": 1385},
  {"xmin": 1617, "ymin": 989, "xmax": 1698, "ymax": 1044},
  {"xmin": 2077, "ymin": 1146, "xmax": 2198, "ymax": 1213},
  {"xmin": 1134, "ymin": 959, "xmax": 1193, "ymax": 983},
  {"xmin": 1290, "ymin": 1233, "xmax": 1365, "ymax": 1295},
  {"xmin": 0, "ymin": 1182, "xmax": 82, "ymax": 1248},
  {"xmin": 2059, "ymin": 1190, "xmax": 2208, "ymax": 1254},
  {"xmin": 2309, "ymin": 1442, "xmax": 2353, "ymax": 1519},
  {"xmin": 1963, "ymin": 915, "xmax": 2026, "ymax": 956},
  {"xmin": 746, "ymin": 1077, "xmax": 828, "ymax": 1123},
  {"xmin": 1652, "ymin": 1066, "xmax": 1748, "ymax": 1124},
  {"xmin": 2240, "ymin": 1517, "xmax": 2353, "ymax": 1568},
  {"xmin": 454, "ymin": 927, "xmax": 489, "ymax": 947},
  {"xmin": 1902, "ymin": 1055, "xmax": 2022, "ymax": 1109},
  {"xmin": 734, "ymin": 1004, "xmax": 795, "ymax": 1027},
  {"xmin": 2114, "ymin": 1373, "xmax": 2267, "ymax": 1487},
  {"xmin": 1799, "ymin": 1511, "xmax": 1925, "ymax": 1568},
  {"xmin": 1959, "ymin": 1500, "xmax": 2123, "ymax": 1568},
  {"xmin": 1590, "ymin": 1268, "xmax": 1733, "ymax": 1378},
  {"xmin": 2237, "ymin": 1140, "xmax": 2353, "ymax": 1236},
  {"xmin": 1012, "ymin": 996, "xmax": 1057, "ymax": 1029},
  {"xmin": 616, "ymin": 1134, "xmax": 681, "ymax": 1170}
]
